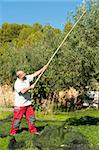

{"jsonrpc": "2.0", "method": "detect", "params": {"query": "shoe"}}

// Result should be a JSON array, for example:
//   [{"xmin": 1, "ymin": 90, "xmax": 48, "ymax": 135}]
[
  {"xmin": 34, "ymin": 131, "xmax": 40, "ymax": 135},
  {"xmin": 30, "ymin": 127, "xmax": 38, "ymax": 134},
  {"xmin": 30, "ymin": 128, "xmax": 40, "ymax": 135},
  {"xmin": 10, "ymin": 129, "xmax": 18, "ymax": 136},
  {"xmin": 34, "ymin": 130, "xmax": 44, "ymax": 135},
  {"xmin": 10, "ymin": 133, "xmax": 16, "ymax": 136}
]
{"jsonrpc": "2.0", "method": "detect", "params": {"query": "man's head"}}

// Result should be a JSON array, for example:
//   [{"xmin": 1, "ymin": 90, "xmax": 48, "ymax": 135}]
[{"xmin": 16, "ymin": 70, "xmax": 26, "ymax": 80}]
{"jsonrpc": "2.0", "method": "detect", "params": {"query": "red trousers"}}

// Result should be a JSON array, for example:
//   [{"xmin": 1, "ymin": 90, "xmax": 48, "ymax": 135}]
[{"xmin": 10, "ymin": 105, "xmax": 37, "ymax": 135}]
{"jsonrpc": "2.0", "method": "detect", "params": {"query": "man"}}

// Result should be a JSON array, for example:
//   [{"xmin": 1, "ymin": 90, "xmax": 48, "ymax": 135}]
[{"xmin": 10, "ymin": 65, "xmax": 47, "ymax": 135}]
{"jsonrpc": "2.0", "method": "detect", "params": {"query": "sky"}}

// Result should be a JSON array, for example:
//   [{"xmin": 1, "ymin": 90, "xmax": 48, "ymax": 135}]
[{"xmin": 0, "ymin": 0, "xmax": 83, "ymax": 30}]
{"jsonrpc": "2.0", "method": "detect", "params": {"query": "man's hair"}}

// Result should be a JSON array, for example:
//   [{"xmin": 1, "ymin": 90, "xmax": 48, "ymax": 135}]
[{"xmin": 16, "ymin": 70, "xmax": 24, "ymax": 77}]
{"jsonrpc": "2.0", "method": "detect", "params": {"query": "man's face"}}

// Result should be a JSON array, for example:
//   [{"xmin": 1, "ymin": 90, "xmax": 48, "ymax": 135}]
[{"xmin": 17, "ymin": 71, "xmax": 26, "ymax": 80}]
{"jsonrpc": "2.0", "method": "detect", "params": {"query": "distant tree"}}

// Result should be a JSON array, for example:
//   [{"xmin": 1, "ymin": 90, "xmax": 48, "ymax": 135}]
[{"xmin": 0, "ymin": 23, "xmax": 24, "ymax": 43}]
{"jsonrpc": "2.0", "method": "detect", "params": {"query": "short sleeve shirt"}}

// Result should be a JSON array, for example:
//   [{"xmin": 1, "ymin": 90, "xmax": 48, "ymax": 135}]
[{"xmin": 14, "ymin": 75, "xmax": 33, "ymax": 107}]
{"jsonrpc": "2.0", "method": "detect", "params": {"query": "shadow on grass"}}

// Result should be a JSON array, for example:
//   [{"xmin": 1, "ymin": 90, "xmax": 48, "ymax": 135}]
[
  {"xmin": 17, "ymin": 125, "xmax": 47, "ymax": 134},
  {"xmin": 8, "ymin": 136, "xmax": 25, "ymax": 150},
  {"xmin": 7, "ymin": 125, "xmax": 91, "ymax": 150},
  {"xmin": 33, "ymin": 126, "xmax": 91, "ymax": 150},
  {"xmin": 65, "ymin": 116, "xmax": 99, "ymax": 126},
  {"xmin": 35, "ymin": 116, "xmax": 99, "ymax": 126},
  {"xmin": 8, "ymin": 125, "xmax": 47, "ymax": 150}
]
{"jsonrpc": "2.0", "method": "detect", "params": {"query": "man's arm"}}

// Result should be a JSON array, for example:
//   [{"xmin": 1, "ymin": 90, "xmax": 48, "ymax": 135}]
[
  {"xmin": 20, "ymin": 65, "xmax": 48, "ymax": 94},
  {"xmin": 20, "ymin": 84, "xmax": 35, "ymax": 94},
  {"xmin": 20, "ymin": 87, "xmax": 31, "ymax": 94},
  {"xmin": 31, "ymin": 65, "xmax": 47, "ymax": 78}
]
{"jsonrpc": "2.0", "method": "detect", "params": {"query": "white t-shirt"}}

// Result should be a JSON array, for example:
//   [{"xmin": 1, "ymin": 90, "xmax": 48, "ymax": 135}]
[{"xmin": 14, "ymin": 75, "xmax": 33, "ymax": 107}]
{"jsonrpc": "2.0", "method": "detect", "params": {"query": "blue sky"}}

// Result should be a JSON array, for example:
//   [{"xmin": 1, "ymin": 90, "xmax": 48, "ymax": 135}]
[{"xmin": 0, "ymin": 0, "xmax": 83, "ymax": 30}]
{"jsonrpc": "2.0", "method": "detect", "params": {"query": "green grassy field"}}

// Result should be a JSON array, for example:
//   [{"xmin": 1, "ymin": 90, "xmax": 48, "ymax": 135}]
[{"xmin": 0, "ymin": 109, "xmax": 99, "ymax": 150}]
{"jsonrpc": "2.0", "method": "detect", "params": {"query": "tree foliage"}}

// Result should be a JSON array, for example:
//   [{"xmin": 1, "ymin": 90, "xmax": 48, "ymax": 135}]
[{"xmin": 0, "ymin": 1, "xmax": 99, "ymax": 98}]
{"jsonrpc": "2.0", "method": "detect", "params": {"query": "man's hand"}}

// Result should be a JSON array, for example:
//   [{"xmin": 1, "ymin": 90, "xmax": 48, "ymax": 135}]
[
  {"xmin": 32, "ymin": 64, "xmax": 48, "ymax": 77},
  {"xmin": 30, "ymin": 84, "xmax": 35, "ymax": 89},
  {"xmin": 42, "ymin": 65, "xmax": 48, "ymax": 72}
]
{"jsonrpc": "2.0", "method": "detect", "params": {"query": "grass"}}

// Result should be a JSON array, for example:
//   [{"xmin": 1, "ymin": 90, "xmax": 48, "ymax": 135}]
[{"xmin": 0, "ymin": 109, "xmax": 99, "ymax": 150}]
